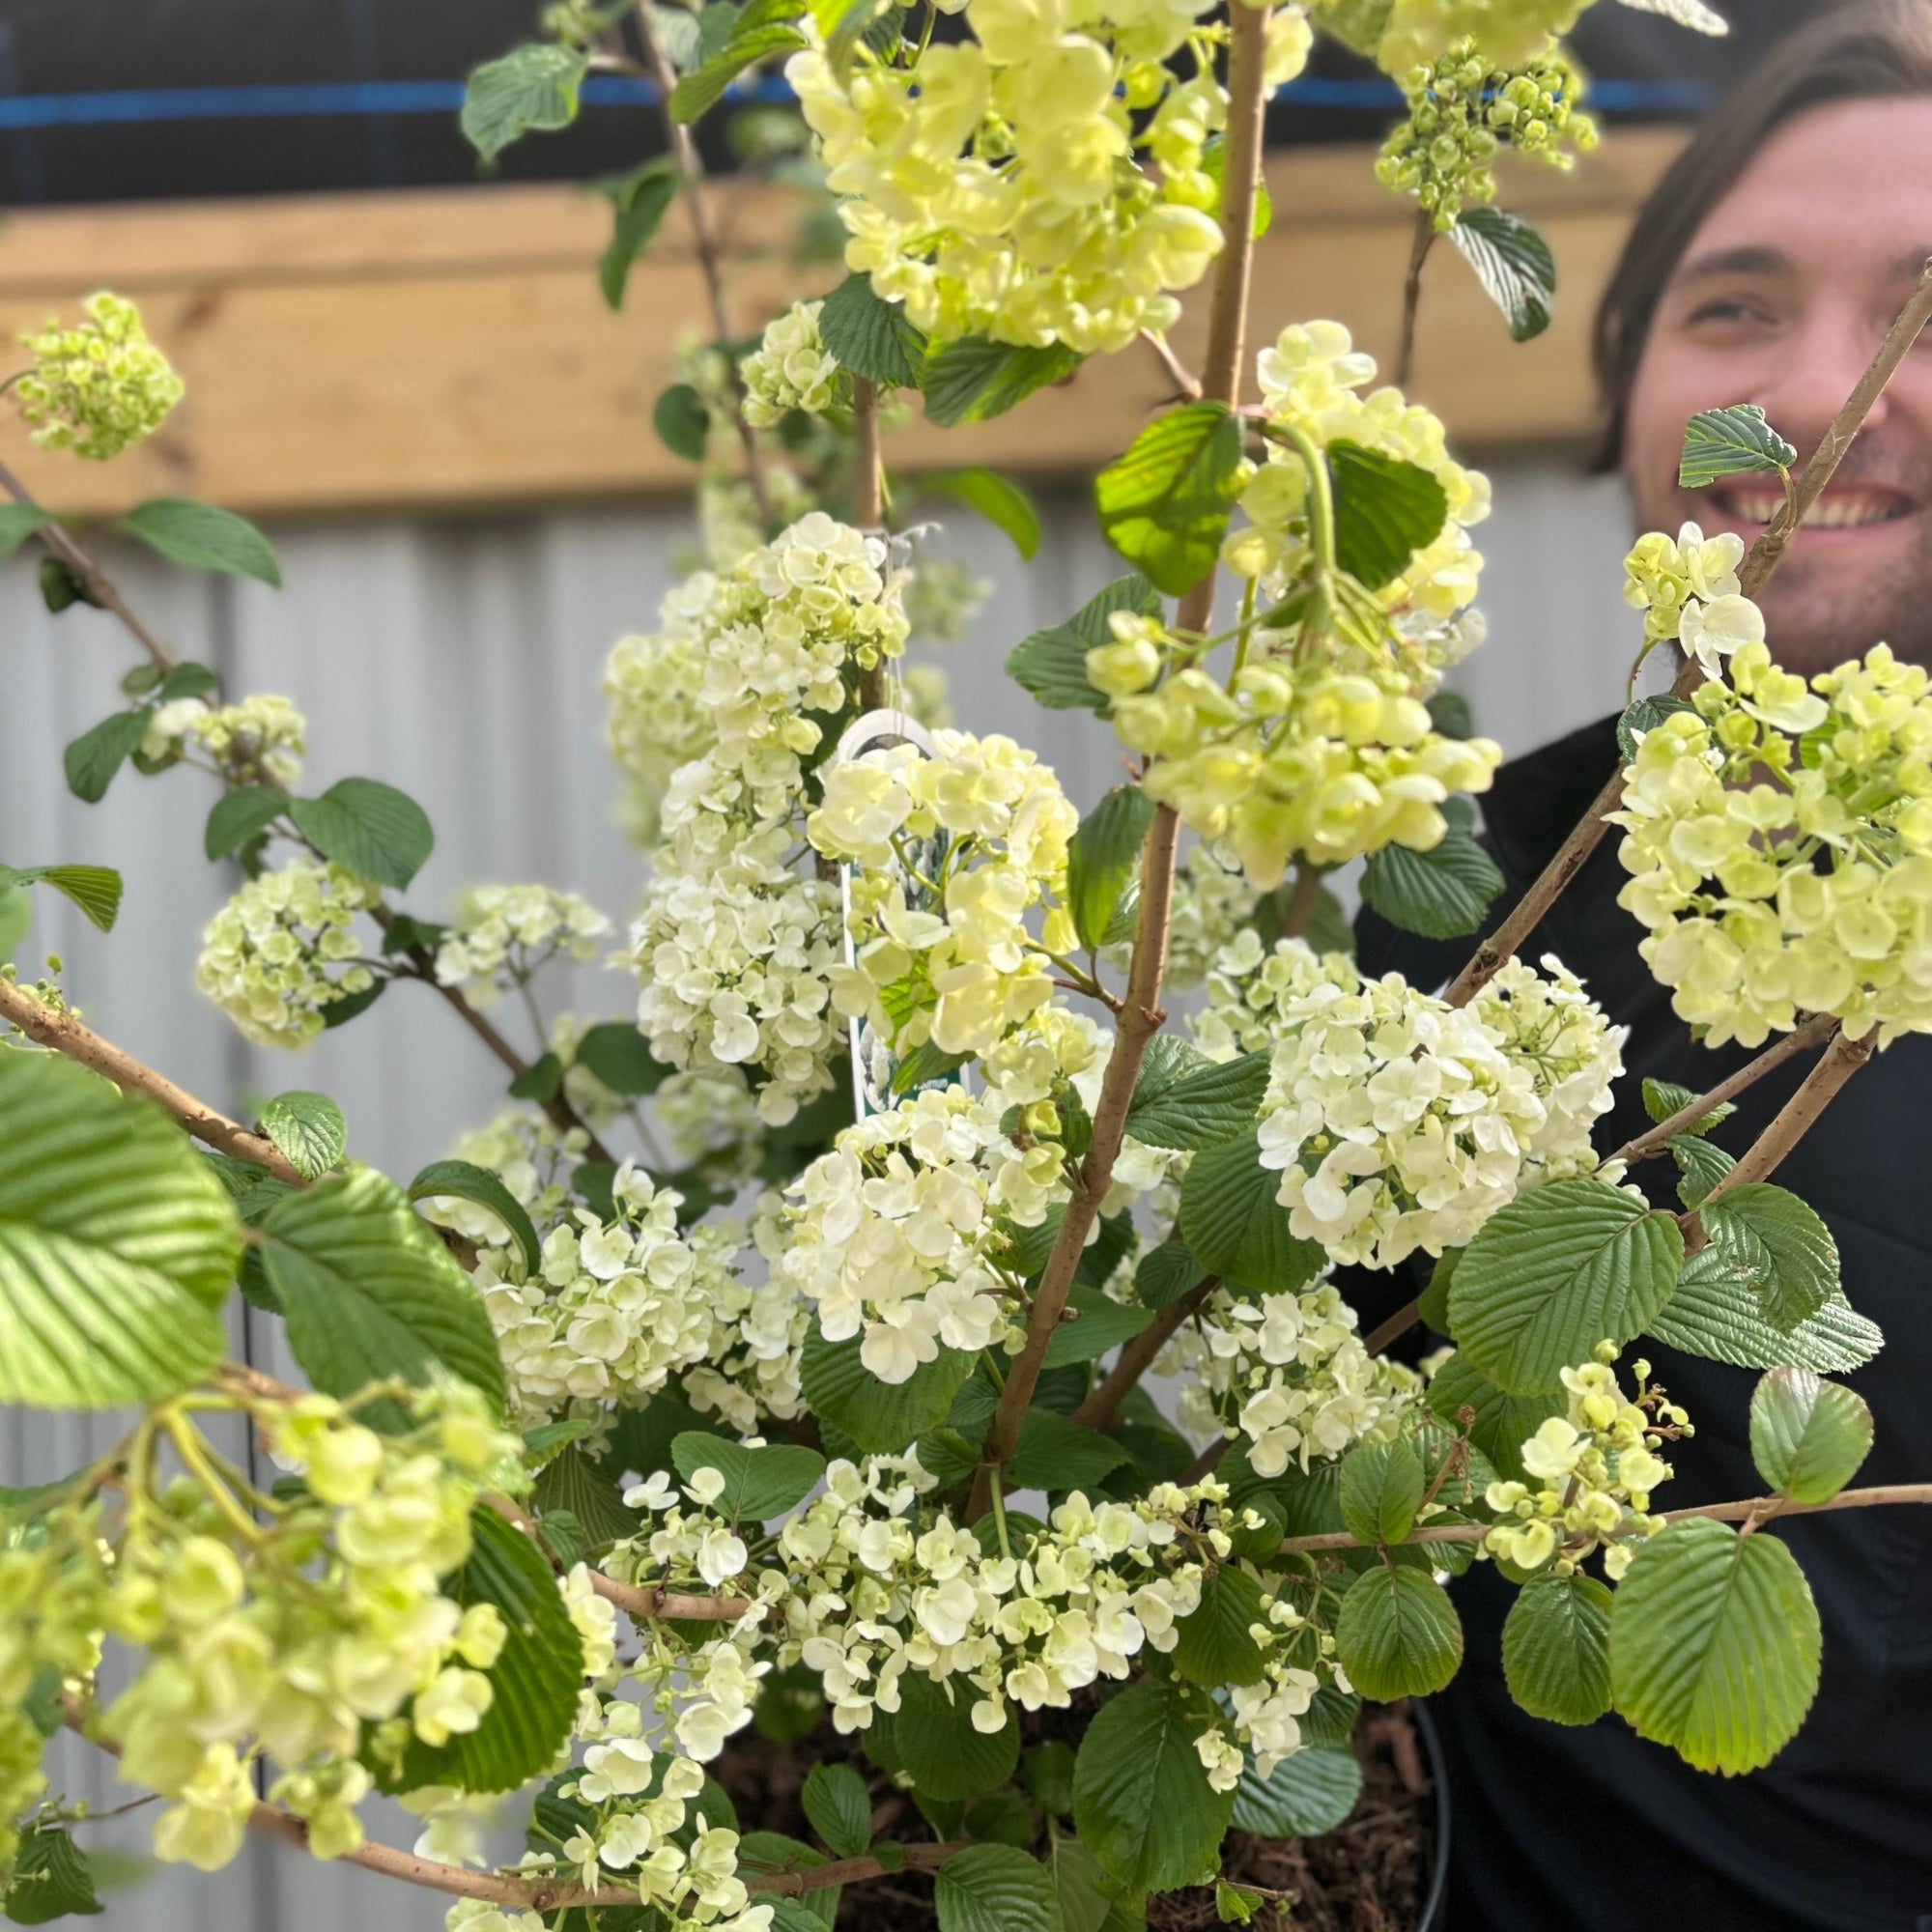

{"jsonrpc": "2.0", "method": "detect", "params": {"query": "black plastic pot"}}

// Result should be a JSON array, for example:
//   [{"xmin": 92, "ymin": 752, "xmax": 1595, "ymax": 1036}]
[{"xmin": 1413, "ymin": 1700, "xmax": 1451, "ymax": 1931}]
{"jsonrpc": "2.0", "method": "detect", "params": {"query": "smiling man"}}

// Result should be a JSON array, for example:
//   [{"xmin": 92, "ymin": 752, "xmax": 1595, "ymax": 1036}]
[{"xmin": 1355, "ymin": 5, "xmax": 1932, "ymax": 1926}]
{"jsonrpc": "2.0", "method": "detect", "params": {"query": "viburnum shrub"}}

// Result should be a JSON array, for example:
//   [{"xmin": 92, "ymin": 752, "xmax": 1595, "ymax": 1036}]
[{"xmin": 0, "ymin": 0, "xmax": 1923, "ymax": 1924}]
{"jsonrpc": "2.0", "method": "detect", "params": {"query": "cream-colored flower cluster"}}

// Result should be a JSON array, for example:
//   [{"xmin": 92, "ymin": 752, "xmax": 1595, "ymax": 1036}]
[
  {"xmin": 1189, "ymin": 927, "xmax": 1355, "ymax": 1061},
  {"xmin": 778, "ymin": 1085, "xmax": 1065, "ymax": 1383},
  {"xmin": 1166, "ymin": 1282, "xmax": 1418, "ymax": 1478},
  {"xmin": 1105, "ymin": 324, "xmax": 1500, "ymax": 887},
  {"xmin": 788, "ymin": 0, "xmax": 1303, "ymax": 355},
  {"xmin": 809, "ymin": 728, "xmax": 1079, "ymax": 1059},
  {"xmin": 1164, "ymin": 840, "xmax": 1265, "ymax": 990},
  {"xmin": 1622, "ymin": 521, "xmax": 1767, "ymax": 682},
  {"xmin": 2, "ymin": 1386, "xmax": 522, "ymax": 1877},
  {"xmin": 15, "ymin": 291, "xmax": 185, "ymax": 459},
  {"xmin": 1253, "ymin": 949, "xmax": 1623, "ymax": 1266},
  {"xmin": 1376, "ymin": 37, "xmax": 1597, "ymax": 230},
  {"xmin": 740, "ymin": 300, "xmax": 842, "ymax": 426},
  {"xmin": 196, "ymin": 859, "xmax": 381, "ymax": 1049},
  {"xmin": 1613, "ymin": 640, "xmax": 1932, "ymax": 1046},
  {"xmin": 141, "ymin": 695, "xmax": 307, "ymax": 788},
  {"xmin": 1481, "ymin": 1348, "xmax": 1687, "ymax": 1580},
  {"xmin": 432, "ymin": 886, "xmax": 611, "ymax": 1007}
]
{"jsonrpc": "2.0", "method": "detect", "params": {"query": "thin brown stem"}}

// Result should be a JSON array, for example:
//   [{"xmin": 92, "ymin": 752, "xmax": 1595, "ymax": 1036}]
[
  {"xmin": 1275, "ymin": 1480, "xmax": 1932, "ymax": 1556},
  {"xmin": 0, "ymin": 978, "xmax": 303, "ymax": 1183},
  {"xmin": 1444, "ymin": 262, "xmax": 1932, "ymax": 1008},
  {"xmin": 1280, "ymin": 862, "xmax": 1324, "ymax": 942},
  {"xmin": 967, "ymin": 0, "xmax": 1272, "ymax": 1522},
  {"xmin": 1395, "ymin": 209, "xmax": 1435, "ymax": 391},
  {"xmin": 1073, "ymin": 1277, "xmax": 1218, "ymax": 1432},
  {"xmin": 0, "ymin": 461, "xmax": 178, "ymax": 672},
  {"xmin": 853, "ymin": 376, "xmax": 888, "ymax": 710},
  {"xmin": 482, "ymin": 1495, "xmax": 750, "ymax": 1621},
  {"xmin": 1140, "ymin": 328, "xmax": 1203, "ymax": 402},
  {"xmin": 631, "ymin": 0, "xmax": 774, "ymax": 530},
  {"xmin": 1363, "ymin": 1297, "xmax": 1422, "ymax": 1357},
  {"xmin": 1609, "ymin": 1013, "xmax": 1841, "ymax": 1170}
]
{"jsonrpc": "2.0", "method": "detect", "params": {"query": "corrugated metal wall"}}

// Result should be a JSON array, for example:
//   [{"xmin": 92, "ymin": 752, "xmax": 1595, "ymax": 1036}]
[{"xmin": 0, "ymin": 461, "xmax": 1633, "ymax": 1928}]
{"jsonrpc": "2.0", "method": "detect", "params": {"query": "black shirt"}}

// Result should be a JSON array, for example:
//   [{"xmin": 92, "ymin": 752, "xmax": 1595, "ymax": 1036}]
[{"xmin": 1353, "ymin": 715, "xmax": 1932, "ymax": 1932}]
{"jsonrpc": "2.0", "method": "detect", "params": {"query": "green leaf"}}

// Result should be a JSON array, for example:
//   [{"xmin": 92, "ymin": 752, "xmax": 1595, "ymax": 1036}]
[
  {"xmin": 1010, "ymin": 1407, "xmax": 1134, "ymax": 1493},
  {"xmin": 1023, "ymin": 1742, "xmax": 1076, "ymax": 1816},
  {"xmin": 289, "ymin": 777, "xmax": 434, "ymax": 890},
  {"xmin": 1326, "ymin": 441, "xmax": 1450, "ymax": 591},
  {"xmin": 1339, "ymin": 1437, "xmax": 1425, "ymax": 1547},
  {"xmin": 1450, "ymin": 1177, "xmax": 1685, "ymax": 1395},
  {"xmin": 1678, "ymin": 403, "xmax": 1798, "ymax": 489},
  {"xmin": 38, "ymin": 558, "xmax": 99, "ymax": 615},
  {"xmin": 0, "ymin": 885, "xmax": 30, "ymax": 964},
  {"xmin": 799, "ymin": 1325, "xmax": 974, "ymax": 1454},
  {"xmin": 801, "ymin": 1762, "xmax": 872, "ymax": 1861},
  {"xmin": 507, "ymin": 1052, "xmax": 563, "ymax": 1103},
  {"xmin": 204, "ymin": 785, "xmax": 286, "ymax": 862},
  {"xmin": 1171, "ymin": 1564, "xmax": 1267, "ymax": 1689},
  {"xmin": 461, "ymin": 43, "xmax": 589, "ymax": 160},
  {"xmin": 0, "ymin": 866, "xmax": 121, "ymax": 933},
  {"xmin": 260, "ymin": 1170, "xmax": 506, "ymax": 1415},
  {"xmin": 895, "ymin": 1670, "xmax": 1019, "ymax": 1801},
  {"xmin": 62, "ymin": 711, "xmax": 148, "ymax": 805},
  {"xmin": 1134, "ymin": 1238, "xmax": 1205, "ymax": 1312},
  {"xmin": 1006, "ymin": 575, "xmax": 1161, "ymax": 714},
  {"xmin": 818, "ymin": 271, "xmax": 927, "ymax": 387},
  {"xmin": 1072, "ymin": 1679, "xmax": 1235, "ymax": 1896},
  {"xmin": 121, "ymin": 499, "xmax": 281, "ymax": 586},
  {"xmin": 1670, "ymin": 1133, "xmax": 1733, "ymax": 1209},
  {"xmin": 1646, "ymin": 1246, "xmax": 1881, "ymax": 1375},
  {"xmin": 1359, "ymin": 828, "xmax": 1503, "ymax": 941},
  {"xmin": 654, "ymin": 382, "xmax": 711, "ymax": 462},
  {"xmin": 1641, "ymin": 1077, "xmax": 1734, "ymax": 1135},
  {"xmin": 1229, "ymin": 1744, "xmax": 1360, "ymax": 1839},
  {"xmin": 921, "ymin": 469, "xmax": 1041, "ymax": 560},
  {"xmin": 1428, "ymin": 688, "xmax": 1473, "ymax": 738},
  {"xmin": 1179, "ymin": 1127, "xmax": 1325, "ymax": 1296},
  {"xmin": 1125, "ymin": 1052, "xmax": 1267, "ymax": 1152},
  {"xmin": 923, "ymin": 335, "xmax": 1084, "ymax": 429},
  {"xmin": 1042, "ymin": 1289, "xmax": 1151, "ymax": 1370},
  {"xmin": 647, "ymin": 1, "xmax": 706, "ymax": 68},
  {"xmin": 1334, "ymin": 1564, "xmax": 1463, "ymax": 1702},
  {"xmin": 1423, "ymin": 1351, "xmax": 1564, "ymax": 1483},
  {"xmin": 1051, "ymin": 1836, "xmax": 1129, "ymax": 1932},
  {"xmin": 1698, "ymin": 1183, "xmax": 1837, "ymax": 1332},
  {"xmin": 532, "ymin": 1440, "xmax": 639, "ymax": 1550},
  {"xmin": 0, "ymin": 503, "xmax": 51, "ymax": 559},
  {"xmin": 408, "ymin": 1158, "xmax": 543, "ymax": 1278},
  {"xmin": 669, "ymin": 14, "xmax": 808, "ymax": 122},
  {"xmin": 599, "ymin": 159, "xmax": 681, "ymax": 309},
  {"xmin": 1095, "ymin": 402, "xmax": 1244, "ymax": 597},
  {"xmin": 4, "ymin": 1829, "xmax": 101, "ymax": 1924},
  {"xmin": 1448, "ymin": 206, "xmax": 1556, "ymax": 343},
  {"xmin": 671, "ymin": 1433, "xmax": 826, "ymax": 1520},
  {"xmin": 1067, "ymin": 786, "xmax": 1155, "ymax": 953},
  {"xmin": 259, "ymin": 1090, "xmax": 347, "ymax": 1180},
  {"xmin": 0, "ymin": 1052, "xmax": 237, "ymax": 1407},
  {"xmin": 574, "ymin": 1022, "xmax": 671, "ymax": 1096},
  {"xmin": 1616, "ymin": 694, "xmax": 1697, "ymax": 765},
  {"xmin": 390, "ymin": 1506, "xmax": 581, "ymax": 1792},
  {"xmin": 1502, "ymin": 1574, "xmax": 1612, "ymax": 1726},
  {"xmin": 935, "ymin": 1844, "xmax": 1059, "ymax": 1932},
  {"xmin": 1748, "ymin": 1366, "xmax": 1873, "ymax": 1504},
  {"xmin": 1609, "ymin": 1519, "xmax": 1821, "ymax": 1774}
]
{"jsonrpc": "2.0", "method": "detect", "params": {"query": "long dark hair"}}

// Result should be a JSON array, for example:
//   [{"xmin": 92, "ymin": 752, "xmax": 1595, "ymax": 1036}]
[{"xmin": 1593, "ymin": 0, "xmax": 1932, "ymax": 468}]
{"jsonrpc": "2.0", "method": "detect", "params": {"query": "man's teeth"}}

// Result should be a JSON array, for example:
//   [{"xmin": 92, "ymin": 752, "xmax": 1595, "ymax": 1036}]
[{"xmin": 1724, "ymin": 494, "xmax": 1909, "ymax": 528}]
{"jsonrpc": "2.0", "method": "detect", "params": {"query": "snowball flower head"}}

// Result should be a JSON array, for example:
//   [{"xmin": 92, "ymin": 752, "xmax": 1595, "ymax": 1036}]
[{"xmin": 16, "ymin": 291, "xmax": 184, "ymax": 458}]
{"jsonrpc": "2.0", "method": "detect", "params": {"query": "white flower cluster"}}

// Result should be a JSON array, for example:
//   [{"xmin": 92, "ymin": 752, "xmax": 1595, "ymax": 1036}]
[
  {"xmin": 1164, "ymin": 840, "xmax": 1264, "ymax": 991},
  {"xmin": 1189, "ymin": 927, "xmax": 1355, "ymax": 1061},
  {"xmin": 779, "ymin": 1086, "xmax": 1065, "ymax": 1383},
  {"xmin": 1622, "ymin": 520, "xmax": 1766, "ymax": 682},
  {"xmin": 141, "ymin": 695, "xmax": 306, "ymax": 787},
  {"xmin": 1480, "ymin": 1349, "xmax": 1687, "ymax": 1580},
  {"xmin": 432, "ymin": 886, "xmax": 611, "ymax": 1006},
  {"xmin": 740, "ymin": 300, "xmax": 841, "ymax": 426},
  {"xmin": 1166, "ymin": 1283, "xmax": 1416, "ymax": 1477},
  {"xmin": 808, "ymin": 728, "xmax": 1079, "ymax": 1059},
  {"xmin": 1252, "ymin": 947, "xmax": 1623, "ymax": 1266},
  {"xmin": 196, "ymin": 858, "xmax": 381, "ymax": 1048}
]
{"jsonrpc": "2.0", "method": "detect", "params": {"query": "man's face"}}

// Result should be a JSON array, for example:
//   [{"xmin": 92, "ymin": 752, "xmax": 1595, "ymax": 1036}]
[{"xmin": 1625, "ymin": 97, "xmax": 1932, "ymax": 674}]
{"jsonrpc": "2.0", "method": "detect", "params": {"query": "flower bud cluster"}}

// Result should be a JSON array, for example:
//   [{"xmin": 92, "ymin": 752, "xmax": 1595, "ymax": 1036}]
[
  {"xmin": 1480, "ymin": 1347, "xmax": 1689, "ymax": 1580},
  {"xmin": 15, "ymin": 292, "xmax": 185, "ymax": 459},
  {"xmin": 1613, "ymin": 641, "xmax": 1932, "ymax": 1046},
  {"xmin": 1252, "ymin": 948, "xmax": 1623, "ymax": 1266},
  {"xmin": 1375, "ymin": 37, "xmax": 1597, "ymax": 230},
  {"xmin": 432, "ymin": 887, "xmax": 611, "ymax": 1007},
  {"xmin": 787, "ymin": 0, "xmax": 1272, "ymax": 355},
  {"xmin": 740, "ymin": 301, "xmax": 842, "ymax": 426},
  {"xmin": 196, "ymin": 859, "xmax": 381, "ymax": 1048},
  {"xmin": 141, "ymin": 696, "xmax": 307, "ymax": 788},
  {"xmin": 1622, "ymin": 521, "xmax": 1767, "ymax": 681},
  {"xmin": 809, "ymin": 729, "xmax": 1079, "ymax": 1059}
]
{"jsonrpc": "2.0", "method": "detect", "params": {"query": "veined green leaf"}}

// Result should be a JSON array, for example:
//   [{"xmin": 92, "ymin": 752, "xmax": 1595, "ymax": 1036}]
[
  {"xmin": 801, "ymin": 1762, "xmax": 872, "ymax": 1861},
  {"xmin": 408, "ymin": 1158, "xmax": 543, "ymax": 1278},
  {"xmin": 920, "ymin": 469, "xmax": 1041, "ymax": 559},
  {"xmin": 818, "ymin": 271, "xmax": 927, "ymax": 388},
  {"xmin": 1067, "ymin": 786, "xmax": 1155, "ymax": 953},
  {"xmin": 1339, "ymin": 1436, "xmax": 1425, "ymax": 1547},
  {"xmin": 1125, "ymin": 1053, "xmax": 1268, "ymax": 1152},
  {"xmin": 1360, "ymin": 828, "xmax": 1502, "ymax": 940},
  {"xmin": 1179, "ymin": 1126, "xmax": 1324, "ymax": 1296},
  {"xmin": 1747, "ymin": 1366, "xmax": 1873, "ymax": 1504},
  {"xmin": 461, "ymin": 43, "xmax": 589, "ymax": 160},
  {"xmin": 1327, "ymin": 440, "xmax": 1449, "ymax": 590},
  {"xmin": 1502, "ymin": 1573, "xmax": 1612, "ymax": 1725},
  {"xmin": 259, "ymin": 1091, "xmax": 347, "ymax": 1180},
  {"xmin": 0, "ymin": 865, "xmax": 121, "ymax": 933},
  {"xmin": 1698, "ymin": 1183, "xmax": 1837, "ymax": 1333},
  {"xmin": 1448, "ymin": 206, "xmax": 1556, "ymax": 343},
  {"xmin": 121, "ymin": 499, "xmax": 281, "ymax": 586},
  {"xmin": 671, "ymin": 1433, "xmax": 825, "ymax": 1520},
  {"xmin": 923, "ymin": 336, "xmax": 1083, "ymax": 429},
  {"xmin": 290, "ymin": 778, "xmax": 434, "ymax": 890},
  {"xmin": 1334, "ymin": 1564, "xmax": 1463, "ymax": 1702},
  {"xmin": 1678, "ymin": 403, "xmax": 1798, "ymax": 489},
  {"xmin": 1006, "ymin": 574, "xmax": 1161, "ymax": 714},
  {"xmin": 1095, "ymin": 402, "xmax": 1244, "ymax": 596},
  {"xmin": 934, "ymin": 1844, "xmax": 1059, "ymax": 1932}
]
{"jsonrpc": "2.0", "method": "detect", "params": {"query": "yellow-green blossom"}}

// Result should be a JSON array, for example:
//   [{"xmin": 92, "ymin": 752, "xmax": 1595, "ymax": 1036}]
[{"xmin": 15, "ymin": 292, "xmax": 185, "ymax": 459}]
